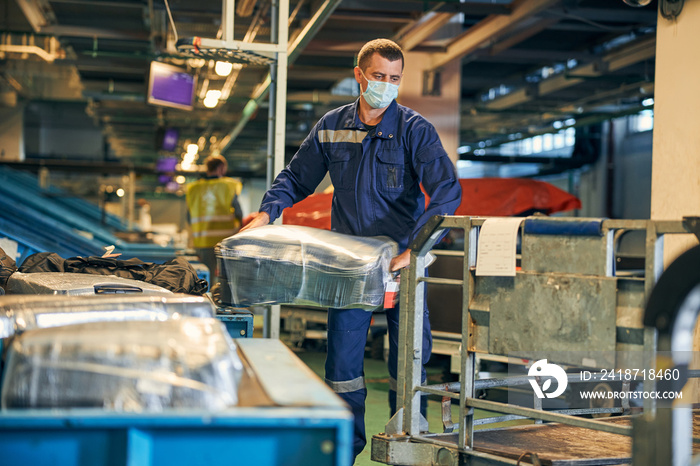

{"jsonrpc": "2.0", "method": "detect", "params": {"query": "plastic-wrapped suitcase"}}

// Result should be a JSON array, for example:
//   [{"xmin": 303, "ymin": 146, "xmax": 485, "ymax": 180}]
[
  {"xmin": 1, "ymin": 318, "xmax": 243, "ymax": 411},
  {"xmin": 216, "ymin": 225, "xmax": 397, "ymax": 310},
  {"xmin": 0, "ymin": 294, "xmax": 216, "ymax": 339},
  {"xmin": 5, "ymin": 272, "xmax": 172, "ymax": 296}
]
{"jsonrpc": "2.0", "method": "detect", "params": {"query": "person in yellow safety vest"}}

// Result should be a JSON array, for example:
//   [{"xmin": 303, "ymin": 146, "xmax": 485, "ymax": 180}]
[{"xmin": 186, "ymin": 154, "xmax": 243, "ymax": 281}]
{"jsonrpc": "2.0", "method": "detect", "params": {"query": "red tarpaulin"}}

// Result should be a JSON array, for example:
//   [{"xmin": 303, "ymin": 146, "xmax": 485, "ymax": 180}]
[{"xmin": 282, "ymin": 178, "xmax": 581, "ymax": 230}]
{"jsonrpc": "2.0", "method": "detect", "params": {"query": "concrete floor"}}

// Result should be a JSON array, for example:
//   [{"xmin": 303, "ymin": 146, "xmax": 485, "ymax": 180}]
[
  {"xmin": 295, "ymin": 346, "xmax": 463, "ymax": 466},
  {"xmin": 294, "ymin": 345, "xmax": 534, "ymax": 466},
  {"xmin": 295, "ymin": 349, "xmax": 396, "ymax": 466}
]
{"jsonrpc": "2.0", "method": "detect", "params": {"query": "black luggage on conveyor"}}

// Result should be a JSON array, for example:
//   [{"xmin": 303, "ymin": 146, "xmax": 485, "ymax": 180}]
[
  {"xmin": 5, "ymin": 272, "xmax": 173, "ymax": 296},
  {"xmin": 216, "ymin": 225, "xmax": 397, "ymax": 310},
  {"xmin": 1, "ymin": 318, "xmax": 243, "ymax": 411}
]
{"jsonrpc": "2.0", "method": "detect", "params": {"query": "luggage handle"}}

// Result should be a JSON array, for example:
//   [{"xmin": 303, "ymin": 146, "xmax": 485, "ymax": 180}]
[{"xmin": 94, "ymin": 283, "xmax": 144, "ymax": 294}]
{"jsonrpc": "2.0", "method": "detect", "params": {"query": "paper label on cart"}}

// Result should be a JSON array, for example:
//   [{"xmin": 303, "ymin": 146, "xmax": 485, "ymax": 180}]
[
  {"xmin": 475, "ymin": 218, "xmax": 523, "ymax": 276},
  {"xmin": 136, "ymin": 378, "xmax": 172, "ymax": 397}
]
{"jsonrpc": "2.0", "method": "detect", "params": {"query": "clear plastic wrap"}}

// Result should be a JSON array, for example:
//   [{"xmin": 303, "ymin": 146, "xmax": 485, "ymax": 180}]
[
  {"xmin": 1, "ymin": 318, "xmax": 243, "ymax": 411},
  {"xmin": 0, "ymin": 294, "xmax": 217, "ymax": 339},
  {"xmin": 216, "ymin": 225, "xmax": 397, "ymax": 310},
  {"xmin": 5, "ymin": 272, "xmax": 173, "ymax": 296}
]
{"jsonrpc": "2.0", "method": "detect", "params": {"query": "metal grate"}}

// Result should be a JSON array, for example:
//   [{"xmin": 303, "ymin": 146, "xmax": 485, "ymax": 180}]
[{"xmin": 176, "ymin": 38, "xmax": 274, "ymax": 65}]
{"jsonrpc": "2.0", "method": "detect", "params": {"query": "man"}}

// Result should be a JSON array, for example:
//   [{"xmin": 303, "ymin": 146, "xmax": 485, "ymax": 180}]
[
  {"xmin": 241, "ymin": 39, "xmax": 462, "ymax": 459},
  {"xmin": 186, "ymin": 154, "xmax": 243, "ymax": 281}
]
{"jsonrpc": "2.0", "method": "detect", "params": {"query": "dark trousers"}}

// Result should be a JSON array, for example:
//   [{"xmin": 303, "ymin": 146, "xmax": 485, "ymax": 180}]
[{"xmin": 326, "ymin": 301, "xmax": 432, "ymax": 462}]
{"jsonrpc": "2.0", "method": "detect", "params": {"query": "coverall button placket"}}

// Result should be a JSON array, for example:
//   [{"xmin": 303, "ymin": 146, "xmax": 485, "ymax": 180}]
[{"xmin": 360, "ymin": 132, "xmax": 376, "ymax": 235}]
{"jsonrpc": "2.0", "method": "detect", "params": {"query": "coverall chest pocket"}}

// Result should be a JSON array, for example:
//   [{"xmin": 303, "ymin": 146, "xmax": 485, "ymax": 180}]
[
  {"xmin": 376, "ymin": 149, "xmax": 408, "ymax": 192},
  {"xmin": 328, "ymin": 150, "xmax": 355, "ymax": 191}
]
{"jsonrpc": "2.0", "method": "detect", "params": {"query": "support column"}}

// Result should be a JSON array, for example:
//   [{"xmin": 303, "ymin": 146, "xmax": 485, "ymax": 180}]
[
  {"xmin": 650, "ymin": 3, "xmax": 700, "ymax": 264},
  {"xmin": 398, "ymin": 51, "xmax": 461, "ymax": 165},
  {"xmin": 650, "ymin": 5, "xmax": 700, "ymax": 459}
]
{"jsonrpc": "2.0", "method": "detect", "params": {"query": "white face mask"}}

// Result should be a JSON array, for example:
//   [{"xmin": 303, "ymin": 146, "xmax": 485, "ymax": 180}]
[{"xmin": 359, "ymin": 69, "xmax": 399, "ymax": 109}]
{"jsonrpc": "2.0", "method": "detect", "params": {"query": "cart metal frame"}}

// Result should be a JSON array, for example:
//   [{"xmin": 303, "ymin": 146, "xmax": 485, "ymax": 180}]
[{"xmin": 372, "ymin": 215, "xmax": 696, "ymax": 466}]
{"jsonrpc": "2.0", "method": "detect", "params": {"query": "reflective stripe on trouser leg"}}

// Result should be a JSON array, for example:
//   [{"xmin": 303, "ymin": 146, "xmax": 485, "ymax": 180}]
[
  {"xmin": 326, "ymin": 307, "xmax": 373, "ymax": 460},
  {"xmin": 386, "ymin": 297, "xmax": 432, "ymax": 417}
]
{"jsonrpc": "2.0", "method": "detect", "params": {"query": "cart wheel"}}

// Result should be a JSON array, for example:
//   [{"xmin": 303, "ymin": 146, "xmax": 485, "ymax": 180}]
[{"xmin": 589, "ymin": 382, "xmax": 615, "ymax": 418}]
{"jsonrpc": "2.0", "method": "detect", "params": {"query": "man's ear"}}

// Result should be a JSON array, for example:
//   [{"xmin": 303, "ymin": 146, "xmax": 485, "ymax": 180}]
[{"xmin": 353, "ymin": 66, "xmax": 363, "ymax": 86}]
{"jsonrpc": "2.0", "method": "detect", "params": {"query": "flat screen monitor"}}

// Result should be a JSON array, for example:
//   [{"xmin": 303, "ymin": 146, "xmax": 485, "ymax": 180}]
[
  {"xmin": 156, "ymin": 156, "xmax": 178, "ymax": 173},
  {"xmin": 147, "ymin": 62, "xmax": 197, "ymax": 111},
  {"xmin": 157, "ymin": 127, "xmax": 179, "ymax": 152}
]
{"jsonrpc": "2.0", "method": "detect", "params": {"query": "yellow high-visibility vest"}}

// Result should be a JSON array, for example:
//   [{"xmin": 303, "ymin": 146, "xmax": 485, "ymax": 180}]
[{"xmin": 186, "ymin": 177, "xmax": 242, "ymax": 248}]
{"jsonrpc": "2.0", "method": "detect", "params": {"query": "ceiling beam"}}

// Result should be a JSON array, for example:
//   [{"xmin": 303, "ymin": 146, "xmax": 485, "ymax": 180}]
[
  {"xmin": 484, "ymin": 35, "xmax": 656, "ymax": 110},
  {"xmin": 487, "ymin": 16, "xmax": 559, "ymax": 57},
  {"xmin": 48, "ymin": 0, "xmax": 147, "ymax": 7},
  {"xmin": 435, "ymin": 2, "xmax": 512, "ymax": 16},
  {"xmin": 15, "ymin": 0, "xmax": 57, "ymax": 32},
  {"xmin": 397, "ymin": 11, "xmax": 455, "ymax": 52},
  {"xmin": 42, "ymin": 26, "xmax": 150, "ymax": 40},
  {"xmin": 330, "ymin": 11, "xmax": 412, "ymax": 23},
  {"xmin": 430, "ymin": 0, "xmax": 561, "ymax": 71},
  {"xmin": 550, "ymin": 7, "xmax": 658, "ymax": 24},
  {"xmin": 471, "ymin": 48, "xmax": 592, "ymax": 64}
]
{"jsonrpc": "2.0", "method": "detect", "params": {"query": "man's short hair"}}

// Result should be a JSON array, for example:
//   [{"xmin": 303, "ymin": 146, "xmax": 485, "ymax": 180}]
[
  {"xmin": 357, "ymin": 39, "xmax": 404, "ymax": 71},
  {"xmin": 205, "ymin": 154, "xmax": 228, "ymax": 174}
]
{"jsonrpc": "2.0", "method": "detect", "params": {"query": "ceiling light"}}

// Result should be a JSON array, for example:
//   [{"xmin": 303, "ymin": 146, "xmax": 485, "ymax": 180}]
[
  {"xmin": 215, "ymin": 61, "xmax": 233, "ymax": 77},
  {"xmin": 642, "ymin": 98, "xmax": 655, "ymax": 107},
  {"xmin": 186, "ymin": 143, "xmax": 199, "ymax": 155},
  {"xmin": 188, "ymin": 58, "xmax": 206, "ymax": 68},
  {"xmin": 175, "ymin": 175, "xmax": 186, "ymax": 184},
  {"xmin": 116, "ymin": 188, "xmax": 125, "ymax": 197},
  {"xmin": 203, "ymin": 89, "xmax": 222, "ymax": 108}
]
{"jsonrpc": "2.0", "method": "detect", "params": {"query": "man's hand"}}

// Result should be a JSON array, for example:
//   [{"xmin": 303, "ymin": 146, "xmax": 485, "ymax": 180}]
[
  {"xmin": 390, "ymin": 249, "xmax": 411, "ymax": 272},
  {"xmin": 239, "ymin": 212, "xmax": 270, "ymax": 233}
]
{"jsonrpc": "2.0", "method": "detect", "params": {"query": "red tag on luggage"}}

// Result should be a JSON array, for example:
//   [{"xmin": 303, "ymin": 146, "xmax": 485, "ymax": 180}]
[{"xmin": 383, "ymin": 279, "xmax": 399, "ymax": 309}]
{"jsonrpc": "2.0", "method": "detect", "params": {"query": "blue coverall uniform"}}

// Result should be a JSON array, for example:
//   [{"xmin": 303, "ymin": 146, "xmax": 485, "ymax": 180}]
[{"xmin": 258, "ymin": 98, "xmax": 462, "ymax": 459}]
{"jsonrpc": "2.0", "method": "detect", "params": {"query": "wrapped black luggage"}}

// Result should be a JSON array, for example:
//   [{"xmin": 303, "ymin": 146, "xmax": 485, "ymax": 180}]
[
  {"xmin": 216, "ymin": 225, "xmax": 397, "ymax": 310},
  {"xmin": 5, "ymin": 272, "xmax": 173, "ymax": 296},
  {"xmin": 1, "ymin": 318, "xmax": 243, "ymax": 411}
]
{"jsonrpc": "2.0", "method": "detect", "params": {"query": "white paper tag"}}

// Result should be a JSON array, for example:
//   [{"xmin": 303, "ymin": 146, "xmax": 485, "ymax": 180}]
[{"xmin": 475, "ymin": 218, "xmax": 523, "ymax": 277}]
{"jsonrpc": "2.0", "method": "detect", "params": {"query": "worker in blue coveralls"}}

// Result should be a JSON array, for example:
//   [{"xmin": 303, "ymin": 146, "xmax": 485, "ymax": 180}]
[{"xmin": 241, "ymin": 38, "xmax": 462, "ymax": 461}]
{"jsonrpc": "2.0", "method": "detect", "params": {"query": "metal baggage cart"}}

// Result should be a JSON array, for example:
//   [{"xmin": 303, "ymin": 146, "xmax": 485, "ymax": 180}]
[{"xmin": 372, "ymin": 215, "xmax": 698, "ymax": 466}]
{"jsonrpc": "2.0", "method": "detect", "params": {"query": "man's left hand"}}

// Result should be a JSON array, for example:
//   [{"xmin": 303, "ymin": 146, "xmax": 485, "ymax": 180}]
[{"xmin": 390, "ymin": 249, "xmax": 411, "ymax": 272}]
